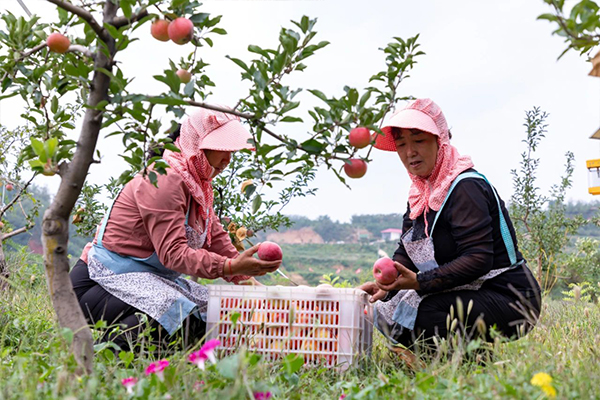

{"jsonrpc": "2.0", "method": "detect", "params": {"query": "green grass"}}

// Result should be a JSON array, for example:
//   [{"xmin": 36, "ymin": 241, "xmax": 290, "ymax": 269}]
[{"xmin": 1, "ymin": 251, "xmax": 599, "ymax": 399}]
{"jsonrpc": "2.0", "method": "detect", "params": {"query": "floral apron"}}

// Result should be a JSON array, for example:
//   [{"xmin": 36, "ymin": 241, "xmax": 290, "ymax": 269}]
[
  {"xmin": 87, "ymin": 195, "xmax": 210, "ymax": 335},
  {"xmin": 374, "ymin": 172, "xmax": 522, "ymax": 341}
]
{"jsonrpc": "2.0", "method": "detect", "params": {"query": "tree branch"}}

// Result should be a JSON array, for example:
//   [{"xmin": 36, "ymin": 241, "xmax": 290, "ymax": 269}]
[
  {"xmin": 0, "ymin": 175, "xmax": 35, "ymax": 216},
  {"xmin": 46, "ymin": 0, "xmax": 108, "ymax": 42},
  {"xmin": 111, "ymin": 9, "xmax": 149, "ymax": 28},
  {"xmin": 68, "ymin": 44, "xmax": 94, "ymax": 59},
  {"xmin": 186, "ymin": 100, "xmax": 346, "ymax": 161},
  {"xmin": 2, "ymin": 224, "xmax": 33, "ymax": 241}
]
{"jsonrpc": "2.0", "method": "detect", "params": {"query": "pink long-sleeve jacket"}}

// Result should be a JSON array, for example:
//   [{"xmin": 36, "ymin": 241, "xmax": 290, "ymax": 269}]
[{"xmin": 80, "ymin": 170, "xmax": 250, "ymax": 283}]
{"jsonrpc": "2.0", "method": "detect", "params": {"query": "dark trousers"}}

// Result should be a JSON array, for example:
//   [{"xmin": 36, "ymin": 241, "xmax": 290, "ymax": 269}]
[
  {"xmin": 69, "ymin": 259, "xmax": 205, "ymax": 352},
  {"xmin": 392, "ymin": 285, "xmax": 541, "ymax": 349}
]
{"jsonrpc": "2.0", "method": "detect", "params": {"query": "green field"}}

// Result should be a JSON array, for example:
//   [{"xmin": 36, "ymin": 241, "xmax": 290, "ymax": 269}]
[{"xmin": 1, "ymin": 248, "xmax": 598, "ymax": 399}]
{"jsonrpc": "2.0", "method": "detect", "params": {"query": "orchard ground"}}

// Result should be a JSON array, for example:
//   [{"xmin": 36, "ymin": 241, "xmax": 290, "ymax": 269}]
[{"xmin": 0, "ymin": 249, "xmax": 598, "ymax": 399}]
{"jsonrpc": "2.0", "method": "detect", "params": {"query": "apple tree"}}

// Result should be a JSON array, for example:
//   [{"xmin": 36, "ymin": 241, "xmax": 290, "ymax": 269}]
[
  {"xmin": 0, "ymin": 0, "xmax": 423, "ymax": 373},
  {"xmin": 0, "ymin": 125, "xmax": 38, "ymax": 289}
]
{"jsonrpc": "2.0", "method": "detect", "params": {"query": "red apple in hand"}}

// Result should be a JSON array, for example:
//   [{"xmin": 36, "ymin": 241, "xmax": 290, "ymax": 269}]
[
  {"xmin": 46, "ymin": 33, "xmax": 70, "ymax": 54},
  {"xmin": 168, "ymin": 17, "xmax": 194, "ymax": 45},
  {"xmin": 372, "ymin": 257, "xmax": 398, "ymax": 285},
  {"xmin": 176, "ymin": 69, "xmax": 192, "ymax": 83},
  {"xmin": 343, "ymin": 159, "xmax": 367, "ymax": 179},
  {"xmin": 257, "ymin": 241, "xmax": 283, "ymax": 261},
  {"xmin": 151, "ymin": 19, "xmax": 170, "ymax": 42},
  {"xmin": 349, "ymin": 127, "xmax": 371, "ymax": 149}
]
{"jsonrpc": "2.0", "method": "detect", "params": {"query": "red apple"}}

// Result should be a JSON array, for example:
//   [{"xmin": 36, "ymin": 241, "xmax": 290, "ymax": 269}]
[
  {"xmin": 168, "ymin": 17, "xmax": 194, "ymax": 45},
  {"xmin": 176, "ymin": 69, "xmax": 192, "ymax": 83},
  {"xmin": 372, "ymin": 257, "xmax": 398, "ymax": 285},
  {"xmin": 349, "ymin": 127, "xmax": 371, "ymax": 149},
  {"xmin": 257, "ymin": 241, "xmax": 283, "ymax": 261},
  {"xmin": 5, "ymin": 184, "xmax": 13, "ymax": 191},
  {"xmin": 151, "ymin": 19, "xmax": 170, "ymax": 42},
  {"xmin": 46, "ymin": 33, "xmax": 70, "ymax": 54},
  {"xmin": 343, "ymin": 159, "xmax": 367, "ymax": 179}
]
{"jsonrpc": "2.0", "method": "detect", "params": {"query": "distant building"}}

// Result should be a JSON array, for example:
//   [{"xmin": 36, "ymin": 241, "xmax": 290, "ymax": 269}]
[{"xmin": 380, "ymin": 228, "xmax": 402, "ymax": 241}]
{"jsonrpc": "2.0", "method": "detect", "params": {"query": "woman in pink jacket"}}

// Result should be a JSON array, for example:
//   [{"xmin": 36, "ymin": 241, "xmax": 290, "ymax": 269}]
[{"xmin": 70, "ymin": 108, "xmax": 281, "ymax": 352}]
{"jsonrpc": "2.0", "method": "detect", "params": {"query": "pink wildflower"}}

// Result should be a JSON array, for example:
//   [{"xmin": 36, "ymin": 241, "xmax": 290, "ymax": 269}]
[
  {"xmin": 254, "ymin": 392, "xmax": 272, "ymax": 400},
  {"xmin": 189, "ymin": 340, "xmax": 221, "ymax": 369},
  {"xmin": 200, "ymin": 339, "xmax": 220, "ymax": 364},
  {"xmin": 355, "ymin": 268, "xmax": 362, "ymax": 274},
  {"xmin": 193, "ymin": 380, "xmax": 205, "ymax": 391},
  {"xmin": 145, "ymin": 359, "xmax": 170, "ymax": 381},
  {"xmin": 335, "ymin": 267, "xmax": 342, "ymax": 274},
  {"xmin": 121, "ymin": 377, "xmax": 138, "ymax": 394},
  {"xmin": 188, "ymin": 350, "xmax": 209, "ymax": 370},
  {"xmin": 340, "ymin": 394, "xmax": 347, "ymax": 400}
]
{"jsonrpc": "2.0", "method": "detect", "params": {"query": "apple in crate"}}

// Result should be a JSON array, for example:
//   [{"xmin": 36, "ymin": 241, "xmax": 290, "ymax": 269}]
[
  {"xmin": 257, "ymin": 241, "xmax": 283, "ymax": 261},
  {"xmin": 372, "ymin": 257, "xmax": 398, "ymax": 285}
]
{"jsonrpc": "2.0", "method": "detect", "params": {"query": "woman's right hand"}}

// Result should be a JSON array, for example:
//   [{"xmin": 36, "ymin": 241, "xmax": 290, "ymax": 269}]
[
  {"xmin": 358, "ymin": 281, "xmax": 388, "ymax": 303},
  {"xmin": 227, "ymin": 244, "xmax": 282, "ymax": 277}
]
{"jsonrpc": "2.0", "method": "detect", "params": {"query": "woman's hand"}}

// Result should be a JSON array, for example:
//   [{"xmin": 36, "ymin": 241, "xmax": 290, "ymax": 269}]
[
  {"xmin": 377, "ymin": 261, "xmax": 420, "ymax": 291},
  {"xmin": 358, "ymin": 281, "xmax": 388, "ymax": 303},
  {"xmin": 227, "ymin": 244, "xmax": 281, "ymax": 277}
]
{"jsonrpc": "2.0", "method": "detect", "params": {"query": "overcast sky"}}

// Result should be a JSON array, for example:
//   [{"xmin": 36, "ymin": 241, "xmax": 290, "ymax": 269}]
[{"xmin": 1, "ymin": 0, "xmax": 599, "ymax": 224}]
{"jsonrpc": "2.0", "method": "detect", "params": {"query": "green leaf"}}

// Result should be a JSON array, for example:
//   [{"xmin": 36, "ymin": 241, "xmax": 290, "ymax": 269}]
[
  {"xmin": 121, "ymin": 0, "xmax": 132, "ymax": 19},
  {"xmin": 252, "ymin": 194, "xmax": 262, "ymax": 214},
  {"xmin": 283, "ymin": 354, "xmax": 304, "ymax": 375},
  {"xmin": 308, "ymin": 89, "xmax": 328, "ymax": 103},
  {"xmin": 227, "ymin": 56, "xmax": 250, "ymax": 72},
  {"xmin": 211, "ymin": 27, "xmax": 227, "ymax": 35},
  {"xmin": 184, "ymin": 81, "xmax": 195, "ymax": 97},
  {"xmin": 300, "ymin": 139, "xmax": 325, "ymax": 154},
  {"xmin": 190, "ymin": 13, "xmax": 210, "ymax": 23},
  {"xmin": 51, "ymin": 96, "xmax": 59, "ymax": 114},
  {"xmin": 46, "ymin": 137, "xmax": 58, "ymax": 158},
  {"xmin": 217, "ymin": 354, "xmax": 240, "ymax": 379},
  {"xmin": 248, "ymin": 44, "xmax": 271, "ymax": 59},
  {"xmin": 147, "ymin": 96, "xmax": 187, "ymax": 106},
  {"xmin": 280, "ymin": 116, "xmax": 303, "ymax": 123},
  {"xmin": 30, "ymin": 138, "xmax": 46, "ymax": 161}
]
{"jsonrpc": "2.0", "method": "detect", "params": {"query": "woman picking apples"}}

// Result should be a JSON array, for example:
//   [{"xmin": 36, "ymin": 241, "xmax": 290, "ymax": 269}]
[
  {"xmin": 359, "ymin": 99, "xmax": 541, "ymax": 354},
  {"xmin": 70, "ymin": 108, "xmax": 282, "ymax": 352}
]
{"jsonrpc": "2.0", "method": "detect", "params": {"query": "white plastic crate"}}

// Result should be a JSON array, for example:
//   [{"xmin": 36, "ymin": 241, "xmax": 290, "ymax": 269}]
[{"xmin": 206, "ymin": 285, "xmax": 373, "ymax": 370}]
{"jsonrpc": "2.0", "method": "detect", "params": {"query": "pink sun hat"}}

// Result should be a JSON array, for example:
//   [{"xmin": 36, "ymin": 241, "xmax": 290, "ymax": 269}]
[
  {"xmin": 374, "ymin": 98, "xmax": 449, "ymax": 152},
  {"xmin": 186, "ymin": 107, "xmax": 254, "ymax": 152}
]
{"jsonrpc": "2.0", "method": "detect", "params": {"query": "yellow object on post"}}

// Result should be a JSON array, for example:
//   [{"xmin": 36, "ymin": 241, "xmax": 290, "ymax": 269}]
[{"xmin": 587, "ymin": 159, "xmax": 600, "ymax": 195}]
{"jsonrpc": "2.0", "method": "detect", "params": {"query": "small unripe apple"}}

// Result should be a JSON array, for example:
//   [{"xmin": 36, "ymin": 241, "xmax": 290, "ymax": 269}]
[
  {"xmin": 168, "ymin": 17, "xmax": 194, "ymax": 45},
  {"xmin": 349, "ymin": 127, "xmax": 371, "ymax": 149},
  {"xmin": 372, "ymin": 257, "xmax": 398, "ymax": 285},
  {"xmin": 5, "ymin": 183, "xmax": 13, "ymax": 191},
  {"xmin": 46, "ymin": 32, "xmax": 71, "ymax": 54},
  {"xmin": 0, "ymin": 221, "xmax": 4, "ymax": 229},
  {"xmin": 246, "ymin": 229, "xmax": 254, "ymax": 238},
  {"xmin": 151, "ymin": 19, "xmax": 170, "ymax": 42},
  {"xmin": 41, "ymin": 161, "xmax": 57, "ymax": 177},
  {"xmin": 257, "ymin": 241, "xmax": 283, "ymax": 261},
  {"xmin": 343, "ymin": 159, "xmax": 367, "ymax": 179},
  {"xmin": 176, "ymin": 69, "xmax": 192, "ymax": 83}
]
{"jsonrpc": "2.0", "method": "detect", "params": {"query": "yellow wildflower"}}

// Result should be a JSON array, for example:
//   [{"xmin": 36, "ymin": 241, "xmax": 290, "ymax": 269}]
[
  {"xmin": 241, "ymin": 179, "xmax": 254, "ymax": 194},
  {"xmin": 531, "ymin": 372, "xmax": 553, "ymax": 387},
  {"xmin": 541, "ymin": 384, "xmax": 557, "ymax": 398},
  {"xmin": 236, "ymin": 227, "xmax": 247, "ymax": 241}
]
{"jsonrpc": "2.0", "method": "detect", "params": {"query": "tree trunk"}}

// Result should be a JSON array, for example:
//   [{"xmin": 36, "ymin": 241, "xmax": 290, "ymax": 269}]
[
  {"xmin": 42, "ymin": 1, "xmax": 117, "ymax": 374},
  {"xmin": 0, "ymin": 239, "xmax": 8, "ymax": 291}
]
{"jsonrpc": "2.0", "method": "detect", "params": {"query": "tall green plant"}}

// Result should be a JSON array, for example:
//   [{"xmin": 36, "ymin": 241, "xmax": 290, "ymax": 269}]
[{"xmin": 510, "ymin": 107, "xmax": 586, "ymax": 291}]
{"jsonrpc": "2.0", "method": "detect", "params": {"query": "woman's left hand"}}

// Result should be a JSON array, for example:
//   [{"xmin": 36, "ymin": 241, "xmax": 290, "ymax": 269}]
[{"xmin": 376, "ymin": 261, "xmax": 420, "ymax": 291}]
